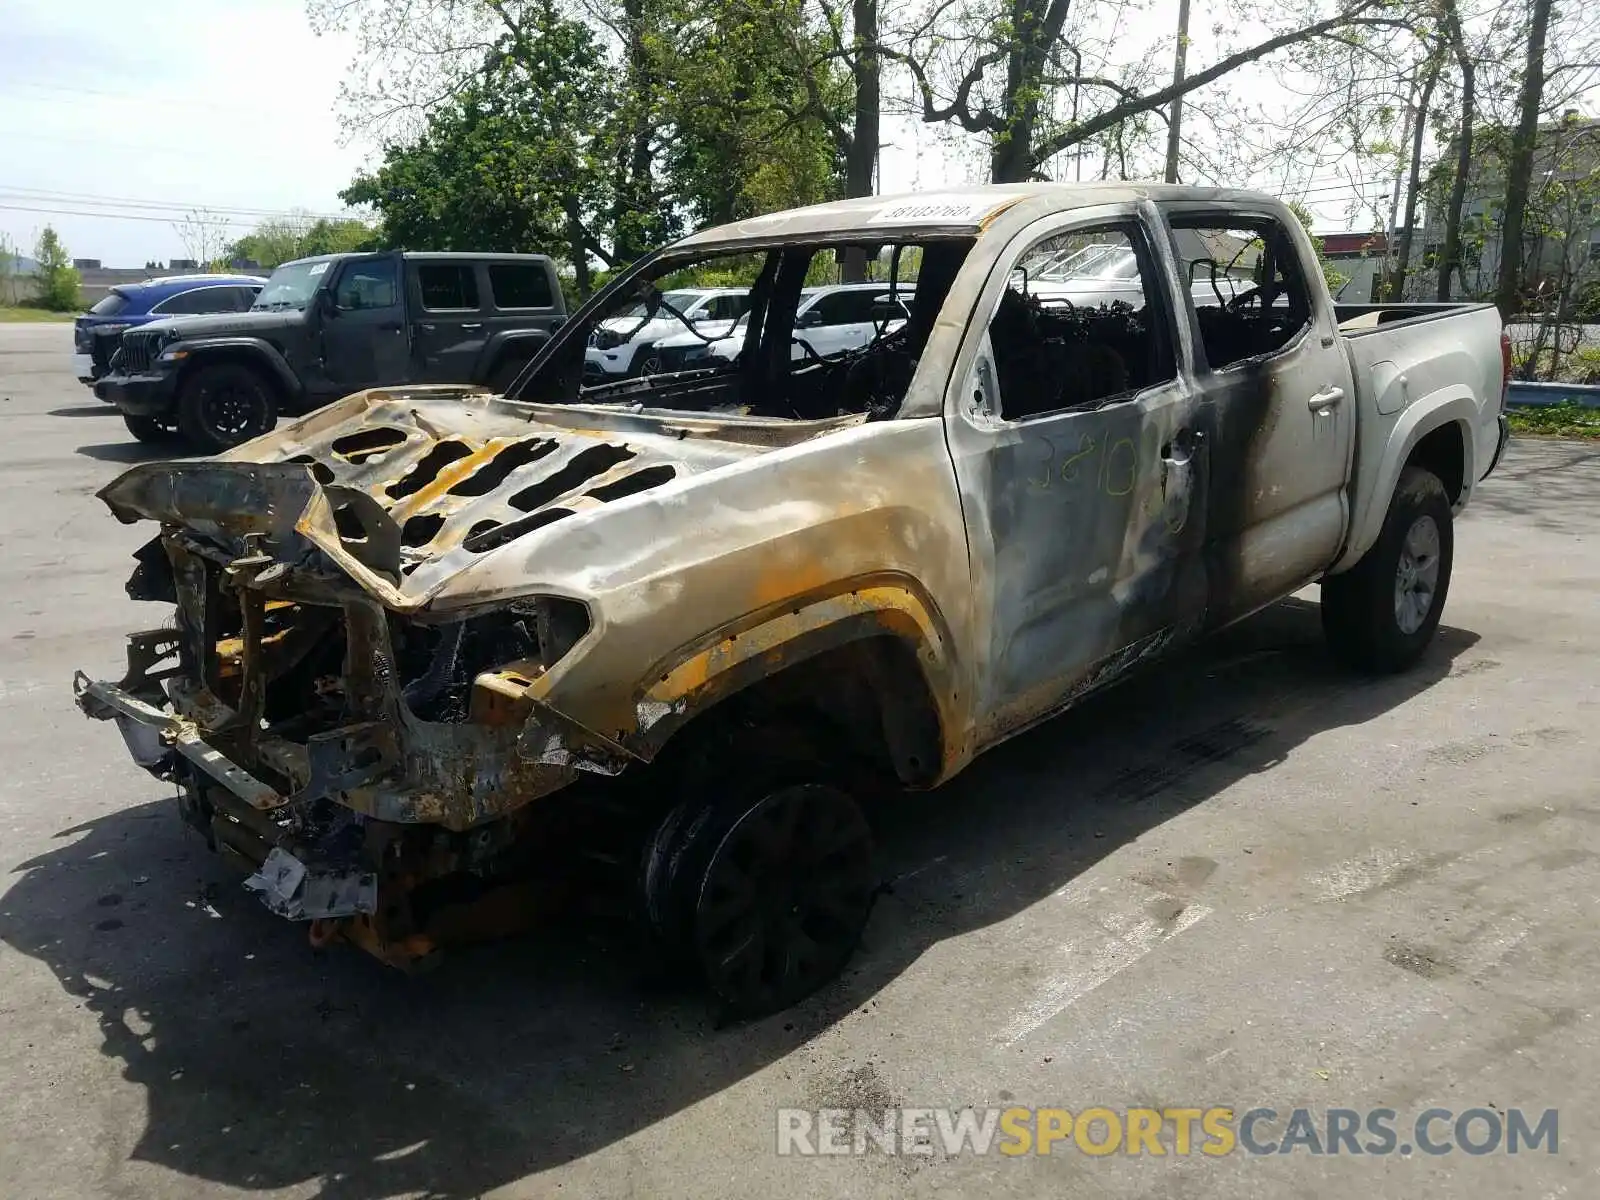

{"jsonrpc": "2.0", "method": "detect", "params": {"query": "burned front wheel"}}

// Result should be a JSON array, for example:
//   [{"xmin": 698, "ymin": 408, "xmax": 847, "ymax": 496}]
[{"xmin": 643, "ymin": 778, "xmax": 875, "ymax": 1018}]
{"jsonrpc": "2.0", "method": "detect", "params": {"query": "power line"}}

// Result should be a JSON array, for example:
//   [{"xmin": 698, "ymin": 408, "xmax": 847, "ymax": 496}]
[
  {"xmin": 0, "ymin": 187, "xmax": 351, "ymax": 222},
  {"xmin": 0, "ymin": 80, "xmax": 271, "ymax": 113},
  {"xmin": 0, "ymin": 203, "xmax": 259, "ymax": 227}
]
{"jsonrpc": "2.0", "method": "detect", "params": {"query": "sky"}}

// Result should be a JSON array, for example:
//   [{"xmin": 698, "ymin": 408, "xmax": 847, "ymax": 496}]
[
  {"xmin": 0, "ymin": 0, "xmax": 368, "ymax": 266},
  {"xmin": 0, "ymin": 0, "xmax": 1382, "ymax": 269}
]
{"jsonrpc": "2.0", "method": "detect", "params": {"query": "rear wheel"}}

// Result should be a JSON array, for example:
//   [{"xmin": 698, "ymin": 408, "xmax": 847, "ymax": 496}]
[
  {"xmin": 176, "ymin": 361, "xmax": 279, "ymax": 454},
  {"xmin": 121, "ymin": 413, "xmax": 174, "ymax": 445},
  {"xmin": 487, "ymin": 356, "xmax": 528, "ymax": 395},
  {"xmin": 1322, "ymin": 465, "xmax": 1454, "ymax": 673},
  {"xmin": 640, "ymin": 720, "xmax": 877, "ymax": 1017}
]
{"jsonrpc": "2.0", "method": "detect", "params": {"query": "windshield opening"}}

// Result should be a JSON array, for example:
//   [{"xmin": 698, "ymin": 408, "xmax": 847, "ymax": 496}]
[
  {"xmin": 251, "ymin": 261, "xmax": 326, "ymax": 311},
  {"xmin": 518, "ymin": 237, "xmax": 972, "ymax": 422}
]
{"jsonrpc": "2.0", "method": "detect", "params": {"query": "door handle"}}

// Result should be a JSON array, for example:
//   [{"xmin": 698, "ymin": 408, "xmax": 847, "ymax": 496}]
[
  {"xmin": 459, "ymin": 323, "xmax": 483, "ymax": 332},
  {"xmin": 1308, "ymin": 386, "xmax": 1345, "ymax": 412}
]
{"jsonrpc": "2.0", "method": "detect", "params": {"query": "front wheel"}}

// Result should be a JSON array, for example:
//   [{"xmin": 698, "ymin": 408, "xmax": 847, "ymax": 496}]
[
  {"xmin": 121, "ymin": 413, "xmax": 175, "ymax": 445},
  {"xmin": 639, "ymin": 722, "xmax": 877, "ymax": 1017},
  {"xmin": 1321, "ymin": 465, "xmax": 1454, "ymax": 673},
  {"xmin": 175, "ymin": 362, "xmax": 279, "ymax": 454}
]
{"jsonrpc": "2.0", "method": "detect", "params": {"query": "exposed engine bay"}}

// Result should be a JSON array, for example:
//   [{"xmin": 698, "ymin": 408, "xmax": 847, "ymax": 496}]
[{"xmin": 73, "ymin": 388, "xmax": 831, "ymax": 967}]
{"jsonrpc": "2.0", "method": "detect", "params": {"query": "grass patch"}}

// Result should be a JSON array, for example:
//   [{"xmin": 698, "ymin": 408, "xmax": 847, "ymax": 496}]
[
  {"xmin": 1507, "ymin": 401, "xmax": 1600, "ymax": 440},
  {"xmin": 0, "ymin": 306, "xmax": 78, "ymax": 323}
]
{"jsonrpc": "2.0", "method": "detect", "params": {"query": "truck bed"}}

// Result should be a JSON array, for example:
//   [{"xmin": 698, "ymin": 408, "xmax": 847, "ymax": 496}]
[{"xmin": 1333, "ymin": 301, "xmax": 1505, "ymax": 572}]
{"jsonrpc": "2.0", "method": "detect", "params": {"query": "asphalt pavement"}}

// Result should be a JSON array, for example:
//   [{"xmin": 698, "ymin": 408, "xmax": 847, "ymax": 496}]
[{"xmin": 1, "ymin": 321, "xmax": 1597, "ymax": 1199}]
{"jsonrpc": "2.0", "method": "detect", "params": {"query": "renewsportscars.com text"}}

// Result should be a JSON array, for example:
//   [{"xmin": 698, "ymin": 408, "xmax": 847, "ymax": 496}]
[{"xmin": 775, "ymin": 1105, "xmax": 1558, "ymax": 1158}]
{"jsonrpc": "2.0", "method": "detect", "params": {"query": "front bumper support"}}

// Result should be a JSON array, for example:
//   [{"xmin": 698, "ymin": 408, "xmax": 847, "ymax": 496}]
[{"xmin": 73, "ymin": 672, "xmax": 285, "ymax": 810}]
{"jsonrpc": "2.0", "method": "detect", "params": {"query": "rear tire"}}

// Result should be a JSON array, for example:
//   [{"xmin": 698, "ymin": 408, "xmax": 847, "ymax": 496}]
[
  {"xmin": 487, "ymin": 356, "xmax": 527, "ymax": 396},
  {"xmin": 121, "ymin": 413, "xmax": 174, "ymax": 445},
  {"xmin": 176, "ymin": 361, "xmax": 279, "ymax": 454},
  {"xmin": 639, "ymin": 719, "xmax": 876, "ymax": 1018},
  {"xmin": 1321, "ymin": 465, "xmax": 1454, "ymax": 673}
]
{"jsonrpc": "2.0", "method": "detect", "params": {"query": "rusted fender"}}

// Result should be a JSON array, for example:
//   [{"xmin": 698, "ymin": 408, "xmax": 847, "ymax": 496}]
[{"xmin": 622, "ymin": 580, "xmax": 964, "ymax": 776}]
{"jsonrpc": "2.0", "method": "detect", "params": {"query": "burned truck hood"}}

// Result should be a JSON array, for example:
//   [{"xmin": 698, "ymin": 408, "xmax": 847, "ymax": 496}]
[{"xmin": 98, "ymin": 386, "xmax": 861, "ymax": 614}]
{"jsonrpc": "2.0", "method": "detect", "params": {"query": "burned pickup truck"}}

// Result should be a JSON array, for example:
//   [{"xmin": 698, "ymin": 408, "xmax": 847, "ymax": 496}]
[{"xmin": 76, "ymin": 184, "xmax": 1509, "ymax": 1015}]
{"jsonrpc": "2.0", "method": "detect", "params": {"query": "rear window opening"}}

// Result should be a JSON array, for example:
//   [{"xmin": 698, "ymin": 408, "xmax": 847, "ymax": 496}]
[
  {"xmin": 520, "ymin": 237, "xmax": 974, "ymax": 423},
  {"xmin": 89, "ymin": 292, "xmax": 129, "ymax": 317}
]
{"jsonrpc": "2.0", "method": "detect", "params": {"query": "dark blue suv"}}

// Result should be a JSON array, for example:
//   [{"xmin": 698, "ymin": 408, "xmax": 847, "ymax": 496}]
[{"xmin": 73, "ymin": 274, "xmax": 265, "ymax": 386}]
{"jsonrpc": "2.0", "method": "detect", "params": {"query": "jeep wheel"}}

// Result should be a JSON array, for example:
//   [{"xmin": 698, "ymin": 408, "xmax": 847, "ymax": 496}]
[
  {"xmin": 640, "ymin": 725, "xmax": 876, "ymax": 1017},
  {"xmin": 176, "ymin": 362, "xmax": 279, "ymax": 454},
  {"xmin": 487, "ymin": 357, "xmax": 526, "ymax": 395},
  {"xmin": 121, "ymin": 413, "xmax": 175, "ymax": 445},
  {"xmin": 1321, "ymin": 465, "xmax": 1454, "ymax": 673}
]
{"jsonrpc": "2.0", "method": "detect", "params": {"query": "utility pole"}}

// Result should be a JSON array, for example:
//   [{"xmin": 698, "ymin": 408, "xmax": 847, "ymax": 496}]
[{"xmin": 1163, "ymin": 0, "xmax": 1192, "ymax": 183}]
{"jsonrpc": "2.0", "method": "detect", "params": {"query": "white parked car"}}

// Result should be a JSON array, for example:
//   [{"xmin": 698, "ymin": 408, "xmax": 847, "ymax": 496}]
[
  {"xmin": 583, "ymin": 287, "xmax": 752, "ymax": 379},
  {"xmin": 647, "ymin": 282, "xmax": 912, "ymax": 374},
  {"xmin": 1024, "ymin": 240, "xmax": 1251, "ymax": 309}
]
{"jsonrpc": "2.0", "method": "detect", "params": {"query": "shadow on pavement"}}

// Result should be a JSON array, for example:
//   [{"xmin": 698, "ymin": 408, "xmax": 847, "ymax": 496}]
[
  {"xmin": 74, "ymin": 440, "xmax": 184, "ymax": 465},
  {"xmin": 48, "ymin": 404, "xmax": 121, "ymax": 418},
  {"xmin": 1470, "ymin": 438, "xmax": 1600, "ymax": 536},
  {"xmin": 0, "ymin": 597, "xmax": 1479, "ymax": 1197}
]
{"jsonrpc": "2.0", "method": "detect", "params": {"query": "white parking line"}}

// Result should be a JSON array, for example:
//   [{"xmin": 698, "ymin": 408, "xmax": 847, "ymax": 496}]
[{"xmin": 996, "ymin": 902, "xmax": 1213, "ymax": 1046}]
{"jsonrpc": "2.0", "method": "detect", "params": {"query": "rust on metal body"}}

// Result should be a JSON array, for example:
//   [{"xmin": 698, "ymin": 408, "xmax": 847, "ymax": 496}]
[{"xmin": 76, "ymin": 182, "xmax": 1344, "ymax": 967}]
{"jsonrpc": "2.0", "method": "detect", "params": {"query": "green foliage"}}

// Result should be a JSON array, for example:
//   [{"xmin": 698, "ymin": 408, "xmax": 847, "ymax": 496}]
[
  {"xmin": 662, "ymin": 0, "xmax": 846, "ymax": 227},
  {"xmin": 0, "ymin": 232, "xmax": 19, "ymax": 305},
  {"xmin": 31, "ymin": 226, "xmax": 81, "ymax": 312},
  {"xmin": 1569, "ymin": 345, "xmax": 1600, "ymax": 384},
  {"xmin": 1506, "ymin": 400, "xmax": 1600, "ymax": 439},
  {"xmin": 339, "ymin": 0, "xmax": 847, "ymax": 296},
  {"xmin": 342, "ymin": 8, "xmax": 615, "ymax": 265},
  {"xmin": 1285, "ymin": 201, "xmax": 1350, "ymax": 297},
  {"xmin": 228, "ymin": 217, "xmax": 377, "ymax": 267}
]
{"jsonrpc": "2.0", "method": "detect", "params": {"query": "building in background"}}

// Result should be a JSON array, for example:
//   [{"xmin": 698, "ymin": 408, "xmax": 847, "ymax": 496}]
[{"xmin": 1412, "ymin": 112, "xmax": 1600, "ymax": 312}]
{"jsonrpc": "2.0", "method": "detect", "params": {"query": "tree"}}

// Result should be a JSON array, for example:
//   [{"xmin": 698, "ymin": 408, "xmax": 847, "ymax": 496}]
[
  {"xmin": 172, "ymin": 209, "xmax": 232, "ymax": 268},
  {"xmin": 1288, "ymin": 200, "xmax": 1351, "ymax": 295},
  {"xmin": 1433, "ymin": 0, "xmax": 1475, "ymax": 300},
  {"xmin": 0, "ymin": 233, "xmax": 18, "ymax": 305},
  {"xmin": 1493, "ymin": 0, "xmax": 1554, "ymax": 316},
  {"xmin": 341, "ymin": 6, "xmax": 619, "ymax": 292},
  {"xmin": 1388, "ymin": 54, "xmax": 1440, "ymax": 299},
  {"xmin": 31, "ymin": 226, "xmax": 81, "ymax": 311},
  {"xmin": 892, "ymin": 0, "xmax": 1418, "ymax": 183},
  {"xmin": 665, "ymin": 0, "xmax": 846, "ymax": 229},
  {"xmin": 227, "ymin": 214, "xmax": 378, "ymax": 267},
  {"xmin": 320, "ymin": 0, "xmax": 847, "ymax": 292}
]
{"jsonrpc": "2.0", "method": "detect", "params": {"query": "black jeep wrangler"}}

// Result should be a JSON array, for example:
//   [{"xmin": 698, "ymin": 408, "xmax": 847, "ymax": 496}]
[{"xmin": 95, "ymin": 251, "xmax": 566, "ymax": 453}]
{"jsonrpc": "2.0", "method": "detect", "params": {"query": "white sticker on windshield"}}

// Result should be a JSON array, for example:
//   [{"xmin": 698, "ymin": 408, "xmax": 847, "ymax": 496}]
[
  {"xmin": 307, "ymin": 262, "xmax": 329, "ymax": 276},
  {"xmin": 868, "ymin": 193, "xmax": 1014, "ymax": 225}
]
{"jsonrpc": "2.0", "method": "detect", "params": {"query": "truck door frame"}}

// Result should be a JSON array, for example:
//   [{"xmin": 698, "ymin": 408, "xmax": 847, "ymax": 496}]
[
  {"xmin": 1152, "ymin": 201, "xmax": 1358, "ymax": 624},
  {"xmin": 941, "ymin": 200, "xmax": 1212, "ymax": 743}
]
